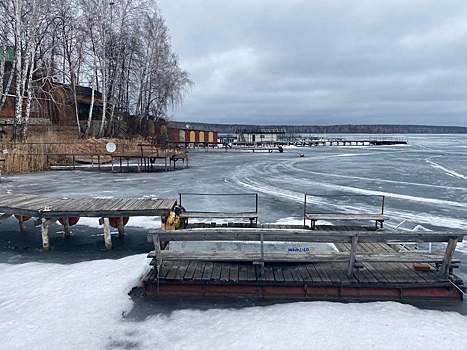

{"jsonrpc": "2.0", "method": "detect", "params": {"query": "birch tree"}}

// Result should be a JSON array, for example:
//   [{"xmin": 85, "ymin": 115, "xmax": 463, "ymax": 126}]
[
  {"xmin": 1, "ymin": 0, "xmax": 194, "ymax": 140},
  {"xmin": 0, "ymin": 3, "xmax": 15, "ymax": 113}
]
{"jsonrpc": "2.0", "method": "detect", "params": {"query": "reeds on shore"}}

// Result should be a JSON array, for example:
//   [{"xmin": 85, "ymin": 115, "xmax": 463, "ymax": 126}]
[{"xmin": 0, "ymin": 128, "xmax": 165, "ymax": 175}]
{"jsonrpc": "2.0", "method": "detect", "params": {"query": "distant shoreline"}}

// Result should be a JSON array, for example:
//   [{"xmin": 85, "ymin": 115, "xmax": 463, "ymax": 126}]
[{"xmin": 169, "ymin": 122, "xmax": 467, "ymax": 134}]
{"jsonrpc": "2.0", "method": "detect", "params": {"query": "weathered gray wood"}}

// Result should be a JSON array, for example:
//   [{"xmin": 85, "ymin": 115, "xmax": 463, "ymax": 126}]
[
  {"xmin": 103, "ymin": 218, "xmax": 112, "ymax": 250},
  {"xmin": 153, "ymin": 234, "xmax": 162, "ymax": 278},
  {"xmin": 151, "ymin": 250, "xmax": 351, "ymax": 262},
  {"xmin": 63, "ymin": 218, "xmax": 71, "ymax": 238},
  {"xmin": 18, "ymin": 215, "xmax": 25, "ymax": 231},
  {"xmin": 174, "ymin": 261, "xmax": 190, "ymax": 280},
  {"xmin": 347, "ymin": 235, "xmax": 358, "ymax": 277},
  {"xmin": 184, "ymin": 261, "xmax": 198, "ymax": 280},
  {"xmin": 220, "ymin": 263, "xmax": 230, "ymax": 282},
  {"xmin": 147, "ymin": 250, "xmax": 460, "ymax": 268},
  {"xmin": 41, "ymin": 218, "xmax": 56, "ymax": 250},
  {"xmin": 117, "ymin": 217, "xmax": 125, "ymax": 237},
  {"xmin": 0, "ymin": 193, "xmax": 176, "ymax": 218},
  {"xmin": 439, "ymin": 237, "xmax": 459, "ymax": 278},
  {"xmin": 305, "ymin": 214, "xmax": 389, "ymax": 221},
  {"xmin": 147, "ymin": 229, "xmax": 465, "ymax": 244},
  {"xmin": 180, "ymin": 212, "xmax": 258, "ymax": 219},
  {"xmin": 305, "ymin": 213, "xmax": 388, "ymax": 229},
  {"xmin": 229, "ymin": 263, "xmax": 239, "ymax": 283},
  {"xmin": 211, "ymin": 262, "xmax": 222, "ymax": 281}
]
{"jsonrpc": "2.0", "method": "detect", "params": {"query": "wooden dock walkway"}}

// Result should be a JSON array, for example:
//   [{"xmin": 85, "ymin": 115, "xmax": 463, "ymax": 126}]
[
  {"xmin": 0, "ymin": 193, "xmax": 176, "ymax": 250},
  {"xmin": 143, "ymin": 223, "xmax": 466, "ymax": 302}
]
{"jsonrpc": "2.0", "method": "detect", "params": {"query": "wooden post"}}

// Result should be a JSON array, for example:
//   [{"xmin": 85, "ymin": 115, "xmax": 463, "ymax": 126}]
[
  {"xmin": 103, "ymin": 218, "xmax": 112, "ymax": 250},
  {"xmin": 347, "ymin": 234, "xmax": 358, "ymax": 277},
  {"xmin": 41, "ymin": 218, "xmax": 55, "ymax": 250},
  {"xmin": 439, "ymin": 237, "xmax": 458, "ymax": 278},
  {"xmin": 63, "ymin": 218, "xmax": 71, "ymax": 237},
  {"xmin": 154, "ymin": 233, "xmax": 162, "ymax": 283},
  {"xmin": 117, "ymin": 217, "xmax": 125, "ymax": 237},
  {"xmin": 18, "ymin": 215, "xmax": 25, "ymax": 231}
]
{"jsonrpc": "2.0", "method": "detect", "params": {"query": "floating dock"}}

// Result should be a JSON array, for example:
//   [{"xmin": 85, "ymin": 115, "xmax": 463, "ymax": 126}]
[
  {"xmin": 142, "ymin": 193, "xmax": 465, "ymax": 302},
  {"xmin": 0, "ymin": 193, "xmax": 176, "ymax": 250},
  {"xmin": 143, "ymin": 223, "xmax": 465, "ymax": 302}
]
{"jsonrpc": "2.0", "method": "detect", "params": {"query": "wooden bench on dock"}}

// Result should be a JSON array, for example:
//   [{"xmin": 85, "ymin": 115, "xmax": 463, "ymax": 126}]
[
  {"xmin": 147, "ymin": 228, "xmax": 464, "ymax": 279},
  {"xmin": 304, "ymin": 194, "xmax": 389, "ymax": 229},
  {"xmin": 178, "ymin": 193, "xmax": 259, "ymax": 226}
]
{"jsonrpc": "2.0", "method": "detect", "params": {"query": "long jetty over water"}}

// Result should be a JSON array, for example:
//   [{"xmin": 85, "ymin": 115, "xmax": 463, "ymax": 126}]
[{"xmin": 0, "ymin": 193, "xmax": 176, "ymax": 250}]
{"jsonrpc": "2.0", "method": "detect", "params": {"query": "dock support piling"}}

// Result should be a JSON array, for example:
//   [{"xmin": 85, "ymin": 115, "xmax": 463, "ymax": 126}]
[
  {"xmin": 117, "ymin": 217, "xmax": 125, "ymax": 237},
  {"xmin": 18, "ymin": 215, "xmax": 25, "ymax": 231},
  {"xmin": 41, "ymin": 218, "xmax": 55, "ymax": 250},
  {"xmin": 103, "ymin": 218, "xmax": 112, "ymax": 250},
  {"xmin": 63, "ymin": 218, "xmax": 71, "ymax": 237}
]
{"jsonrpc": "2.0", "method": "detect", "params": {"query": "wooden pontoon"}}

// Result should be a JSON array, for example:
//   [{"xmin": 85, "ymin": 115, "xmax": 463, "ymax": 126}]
[
  {"xmin": 143, "ymin": 224, "xmax": 465, "ymax": 302},
  {"xmin": 0, "ymin": 193, "xmax": 176, "ymax": 250},
  {"xmin": 142, "ymin": 193, "xmax": 466, "ymax": 302}
]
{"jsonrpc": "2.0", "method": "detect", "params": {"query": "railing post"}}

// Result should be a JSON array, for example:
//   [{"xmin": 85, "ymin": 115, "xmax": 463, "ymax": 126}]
[
  {"xmin": 347, "ymin": 234, "xmax": 358, "ymax": 278},
  {"xmin": 303, "ymin": 194, "xmax": 307, "ymax": 227},
  {"xmin": 439, "ymin": 237, "xmax": 458, "ymax": 278},
  {"xmin": 381, "ymin": 195, "xmax": 385, "ymax": 214}
]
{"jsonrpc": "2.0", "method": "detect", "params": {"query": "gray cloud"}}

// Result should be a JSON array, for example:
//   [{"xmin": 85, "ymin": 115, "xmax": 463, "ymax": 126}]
[{"xmin": 157, "ymin": 0, "xmax": 467, "ymax": 126}]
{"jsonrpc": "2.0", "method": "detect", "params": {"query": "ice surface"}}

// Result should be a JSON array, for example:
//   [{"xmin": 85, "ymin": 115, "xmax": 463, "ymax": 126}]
[
  {"xmin": 2, "ymin": 134, "xmax": 467, "ymax": 349},
  {"xmin": 1, "ymin": 255, "xmax": 467, "ymax": 350}
]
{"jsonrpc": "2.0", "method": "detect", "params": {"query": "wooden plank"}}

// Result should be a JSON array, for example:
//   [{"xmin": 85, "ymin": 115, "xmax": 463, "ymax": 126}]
[
  {"xmin": 297, "ymin": 264, "xmax": 313, "ymax": 282},
  {"xmin": 174, "ymin": 260, "xmax": 190, "ymax": 281},
  {"xmin": 238, "ymin": 264, "xmax": 249, "ymax": 282},
  {"xmin": 165, "ymin": 261, "xmax": 181, "ymax": 280},
  {"xmin": 153, "ymin": 249, "xmax": 456, "ymax": 265},
  {"xmin": 183, "ymin": 261, "xmax": 198, "ymax": 280},
  {"xmin": 263, "ymin": 265, "xmax": 276, "ymax": 282},
  {"xmin": 330, "ymin": 262, "xmax": 358, "ymax": 284},
  {"xmin": 272, "ymin": 266, "xmax": 285, "ymax": 282},
  {"xmin": 281, "ymin": 266, "xmax": 295, "ymax": 283},
  {"xmin": 288, "ymin": 265, "xmax": 303, "ymax": 282},
  {"xmin": 247, "ymin": 264, "xmax": 257, "ymax": 281},
  {"xmin": 193, "ymin": 262, "xmax": 205, "ymax": 281},
  {"xmin": 305, "ymin": 214, "xmax": 389, "ymax": 220},
  {"xmin": 323, "ymin": 264, "xmax": 341, "ymax": 284},
  {"xmin": 440, "ymin": 237, "xmax": 458, "ymax": 278},
  {"xmin": 211, "ymin": 262, "xmax": 222, "ymax": 281},
  {"xmin": 157, "ymin": 250, "xmax": 352, "ymax": 263},
  {"xmin": 148, "ymin": 229, "xmax": 465, "ymax": 244},
  {"xmin": 202, "ymin": 262, "xmax": 214, "ymax": 281},
  {"xmin": 181, "ymin": 212, "xmax": 258, "ymax": 219},
  {"xmin": 229, "ymin": 263, "xmax": 239, "ymax": 283},
  {"xmin": 313, "ymin": 263, "xmax": 333, "ymax": 283},
  {"xmin": 220, "ymin": 263, "xmax": 230, "ymax": 282},
  {"xmin": 305, "ymin": 264, "xmax": 322, "ymax": 283},
  {"xmin": 161, "ymin": 261, "xmax": 175, "ymax": 279}
]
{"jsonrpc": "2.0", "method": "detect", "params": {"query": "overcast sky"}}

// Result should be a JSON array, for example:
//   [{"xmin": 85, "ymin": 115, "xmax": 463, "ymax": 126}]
[{"xmin": 156, "ymin": 0, "xmax": 467, "ymax": 126}]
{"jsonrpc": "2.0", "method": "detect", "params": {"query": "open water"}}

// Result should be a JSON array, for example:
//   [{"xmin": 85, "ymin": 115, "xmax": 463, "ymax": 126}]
[{"xmin": 1, "ymin": 133, "xmax": 467, "ymax": 315}]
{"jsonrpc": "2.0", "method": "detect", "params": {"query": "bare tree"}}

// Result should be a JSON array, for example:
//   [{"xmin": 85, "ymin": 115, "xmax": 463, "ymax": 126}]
[{"xmin": 1, "ymin": 0, "xmax": 194, "ymax": 140}]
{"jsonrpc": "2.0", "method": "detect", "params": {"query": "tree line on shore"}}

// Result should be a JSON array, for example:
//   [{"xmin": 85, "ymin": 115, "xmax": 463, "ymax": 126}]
[
  {"xmin": 169, "ymin": 122, "xmax": 467, "ymax": 134},
  {"xmin": 1, "ymin": 0, "xmax": 193, "ymax": 141}
]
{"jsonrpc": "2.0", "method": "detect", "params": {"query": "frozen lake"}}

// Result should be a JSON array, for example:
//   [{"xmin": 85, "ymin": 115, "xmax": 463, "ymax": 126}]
[{"xmin": 1, "ymin": 134, "xmax": 467, "ymax": 349}]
